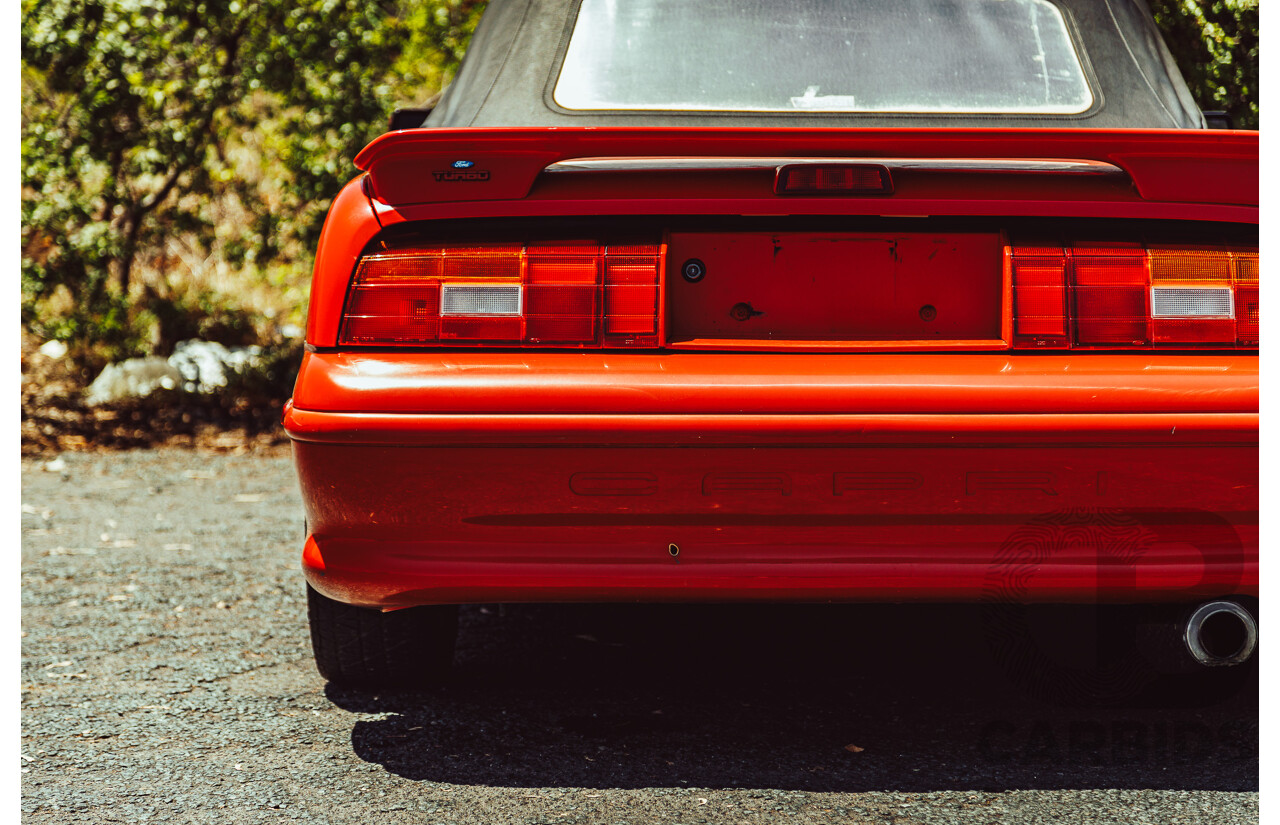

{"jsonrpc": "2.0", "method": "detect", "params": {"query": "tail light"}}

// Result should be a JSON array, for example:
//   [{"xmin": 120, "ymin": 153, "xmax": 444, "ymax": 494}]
[
  {"xmin": 1010, "ymin": 243, "xmax": 1258, "ymax": 349},
  {"xmin": 775, "ymin": 164, "xmax": 893, "ymax": 195},
  {"xmin": 340, "ymin": 241, "xmax": 663, "ymax": 347}
]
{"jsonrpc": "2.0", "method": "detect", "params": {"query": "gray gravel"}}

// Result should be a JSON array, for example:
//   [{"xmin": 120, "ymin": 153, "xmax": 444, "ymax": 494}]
[{"xmin": 22, "ymin": 448, "xmax": 1258, "ymax": 824}]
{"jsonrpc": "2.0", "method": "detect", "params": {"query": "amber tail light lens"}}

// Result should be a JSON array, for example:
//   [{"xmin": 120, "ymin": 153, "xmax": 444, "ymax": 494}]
[
  {"xmin": 340, "ymin": 242, "xmax": 663, "ymax": 347},
  {"xmin": 1010, "ymin": 243, "xmax": 1258, "ymax": 349}
]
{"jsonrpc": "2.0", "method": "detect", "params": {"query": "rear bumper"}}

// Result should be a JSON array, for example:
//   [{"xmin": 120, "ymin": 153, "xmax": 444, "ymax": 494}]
[{"xmin": 286, "ymin": 353, "xmax": 1257, "ymax": 608}]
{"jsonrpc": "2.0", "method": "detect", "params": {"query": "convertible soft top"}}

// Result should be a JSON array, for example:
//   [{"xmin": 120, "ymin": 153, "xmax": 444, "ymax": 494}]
[{"xmin": 424, "ymin": 0, "xmax": 1203, "ymax": 129}]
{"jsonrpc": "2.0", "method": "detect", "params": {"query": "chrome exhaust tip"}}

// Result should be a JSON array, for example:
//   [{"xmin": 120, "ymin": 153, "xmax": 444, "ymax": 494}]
[{"xmin": 1184, "ymin": 600, "xmax": 1257, "ymax": 667}]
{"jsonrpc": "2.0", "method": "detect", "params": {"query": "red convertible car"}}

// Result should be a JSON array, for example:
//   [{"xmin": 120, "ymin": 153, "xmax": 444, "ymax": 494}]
[{"xmin": 286, "ymin": 0, "xmax": 1258, "ymax": 686}]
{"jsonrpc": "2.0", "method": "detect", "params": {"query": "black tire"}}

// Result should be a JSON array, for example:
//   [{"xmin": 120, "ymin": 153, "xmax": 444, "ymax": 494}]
[{"xmin": 306, "ymin": 584, "xmax": 458, "ymax": 688}]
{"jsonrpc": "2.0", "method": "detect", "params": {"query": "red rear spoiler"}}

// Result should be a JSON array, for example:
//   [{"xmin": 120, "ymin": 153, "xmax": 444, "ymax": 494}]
[{"xmin": 355, "ymin": 127, "xmax": 1258, "ymax": 208}]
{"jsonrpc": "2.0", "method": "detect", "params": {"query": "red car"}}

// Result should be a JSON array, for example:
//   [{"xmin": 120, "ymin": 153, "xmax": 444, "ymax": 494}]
[{"xmin": 286, "ymin": 0, "xmax": 1258, "ymax": 686}]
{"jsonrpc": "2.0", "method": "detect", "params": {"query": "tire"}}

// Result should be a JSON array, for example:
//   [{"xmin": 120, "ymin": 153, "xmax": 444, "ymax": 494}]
[{"xmin": 306, "ymin": 584, "xmax": 458, "ymax": 688}]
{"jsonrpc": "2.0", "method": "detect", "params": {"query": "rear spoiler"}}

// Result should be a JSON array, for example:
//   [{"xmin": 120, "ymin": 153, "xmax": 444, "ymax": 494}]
[{"xmin": 354, "ymin": 127, "xmax": 1258, "ymax": 208}]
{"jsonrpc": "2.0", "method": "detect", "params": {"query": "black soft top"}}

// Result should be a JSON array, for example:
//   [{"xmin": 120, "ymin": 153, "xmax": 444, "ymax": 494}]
[{"xmin": 425, "ymin": 0, "xmax": 1203, "ymax": 129}]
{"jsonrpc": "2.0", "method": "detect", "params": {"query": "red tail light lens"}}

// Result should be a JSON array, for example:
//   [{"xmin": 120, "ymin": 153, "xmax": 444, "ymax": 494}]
[
  {"xmin": 1010, "ymin": 243, "xmax": 1258, "ymax": 350},
  {"xmin": 1009, "ymin": 246, "xmax": 1069, "ymax": 348},
  {"xmin": 1235, "ymin": 250, "xmax": 1259, "ymax": 346},
  {"xmin": 340, "ymin": 242, "xmax": 664, "ymax": 347},
  {"xmin": 1071, "ymin": 245, "xmax": 1149, "ymax": 346}
]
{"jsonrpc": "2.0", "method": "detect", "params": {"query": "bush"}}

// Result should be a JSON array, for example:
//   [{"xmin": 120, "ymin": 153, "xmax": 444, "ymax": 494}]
[
  {"xmin": 1150, "ymin": 0, "xmax": 1259, "ymax": 129},
  {"xmin": 21, "ymin": 0, "xmax": 483, "ymax": 367}
]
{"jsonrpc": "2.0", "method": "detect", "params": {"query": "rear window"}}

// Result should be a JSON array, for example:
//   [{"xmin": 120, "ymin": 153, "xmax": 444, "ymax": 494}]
[{"xmin": 554, "ymin": 0, "xmax": 1094, "ymax": 115}]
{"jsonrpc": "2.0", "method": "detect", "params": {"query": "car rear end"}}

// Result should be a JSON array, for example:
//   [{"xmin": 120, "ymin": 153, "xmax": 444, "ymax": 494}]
[{"xmin": 286, "ymin": 127, "xmax": 1257, "ymax": 613}]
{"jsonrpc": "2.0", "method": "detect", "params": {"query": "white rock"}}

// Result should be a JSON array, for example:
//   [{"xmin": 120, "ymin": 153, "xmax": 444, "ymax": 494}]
[
  {"xmin": 43, "ymin": 457, "xmax": 67, "ymax": 473},
  {"xmin": 167, "ymin": 339, "xmax": 264, "ymax": 393},
  {"xmin": 84, "ymin": 357, "xmax": 183, "ymax": 406},
  {"xmin": 38, "ymin": 340, "xmax": 68, "ymax": 359}
]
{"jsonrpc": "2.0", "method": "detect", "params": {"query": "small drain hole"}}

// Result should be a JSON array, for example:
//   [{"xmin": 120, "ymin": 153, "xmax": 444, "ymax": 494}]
[{"xmin": 668, "ymin": 543, "xmax": 680, "ymax": 557}]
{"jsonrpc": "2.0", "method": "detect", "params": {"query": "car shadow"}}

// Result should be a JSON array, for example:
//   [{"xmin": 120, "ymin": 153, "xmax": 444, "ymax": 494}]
[{"xmin": 326, "ymin": 603, "xmax": 1257, "ymax": 792}]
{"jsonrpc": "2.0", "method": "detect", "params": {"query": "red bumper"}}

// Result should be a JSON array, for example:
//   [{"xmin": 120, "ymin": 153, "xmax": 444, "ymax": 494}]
[{"xmin": 286, "ymin": 352, "xmax": 1257, "ymax": 608}]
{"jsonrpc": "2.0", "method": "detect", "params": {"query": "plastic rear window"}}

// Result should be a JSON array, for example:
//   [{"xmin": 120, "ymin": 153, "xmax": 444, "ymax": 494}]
[{"xmin": 554, "ymin": 0, "xmax": 1094, "ymax": 114}]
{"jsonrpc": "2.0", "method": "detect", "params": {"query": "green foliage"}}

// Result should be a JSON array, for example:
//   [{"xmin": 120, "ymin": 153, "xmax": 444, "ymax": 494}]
[
  {"xmin": 1150, "ymin": 0, "xmax": 1259, "ymax": 129},
  {"xmin": 21, "ymin": 0, "xmax": 483, "ymax": 366},
  {"xmin": 391, "ymin": 1, "xmax": 485, "ymax": 101}
]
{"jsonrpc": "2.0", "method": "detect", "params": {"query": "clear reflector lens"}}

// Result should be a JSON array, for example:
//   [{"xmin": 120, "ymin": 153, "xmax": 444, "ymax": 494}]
[
  {"xmin": 1151, "ymin": 287, "xmax": 1233, "ymax": 318},
  {"xmin": 441, "ymin": 285, "xmax": 522, "ymax": 316}
]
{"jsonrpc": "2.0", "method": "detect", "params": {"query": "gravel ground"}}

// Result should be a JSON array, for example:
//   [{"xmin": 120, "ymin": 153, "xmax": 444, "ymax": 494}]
[{"xmin": 21, "ymin": 448, "xmax": 1258, "ymax": 824}]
